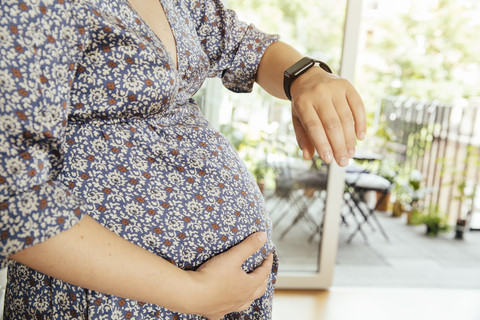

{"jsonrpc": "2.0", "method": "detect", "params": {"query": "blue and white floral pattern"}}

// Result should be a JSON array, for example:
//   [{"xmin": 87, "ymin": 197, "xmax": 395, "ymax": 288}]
[{"xmin": 0, "ymin": 0, "xmax": 279, "ymax": 318}]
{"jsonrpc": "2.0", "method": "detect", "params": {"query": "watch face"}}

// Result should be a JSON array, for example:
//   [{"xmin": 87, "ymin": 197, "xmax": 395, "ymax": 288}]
[
  {"xmin": 285, "ymin": 57, "xmax": 315, "ymax": 78},
  {"xmin": 284, "ymin": 57, "xmax": 332, "ymax": 100}
]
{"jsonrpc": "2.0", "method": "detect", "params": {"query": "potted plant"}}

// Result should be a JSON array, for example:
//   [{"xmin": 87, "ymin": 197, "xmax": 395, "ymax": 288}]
[
  {"xmin": 420, "ymin": 203, "xmax": 450, "ymax": 237},
  {"xmin": 374, "ymin": 158, "xmax": 398, "ymax": 211},
  {"xmin": 251, "ymin": 161, "xmax": 269, "ymax": 194},
  {"xmin": 394, "ymin": 170, "xmax": 433, "ymax": 223},
  {"xmin": 454, "ymin": 181, "xmax": 477, "ymax": 239},
  {"xmin": 438, "ymin": 145, "xmax": 480, "ymax": 239},
  {"xmin": 362, "ymin": 127, "xmax": 401, "ymax": 212}
]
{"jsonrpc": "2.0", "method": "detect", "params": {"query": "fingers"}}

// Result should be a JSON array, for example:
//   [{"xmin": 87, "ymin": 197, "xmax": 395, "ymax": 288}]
[
  {"xmin": 249, "ymin": 252, "xmax": 273, "ymax": 279},
  {"xmin": 235, "ymin": 253, "xmax": 273, "ymax": 313},
  {"xmin": 292, "ymin": 78, "xmax": 366, "ymax": 166},
  {"xmin": 293, "ymin": 99, "xmax": 345, "ymax": 165},
  {"xmin": 292, "ymin": 114, "xmax": 315, "ymax": 160},
  {"xmin": 346, "ymin": 85, "xmax": 366, "ymax": 140},
  {"xmin": 250, "ymin": 253, "xmax": 273, "ymax": 296},
  {"xmin": 224, "ymin": 231, "xmax": 267, "ymax": 265},
  {"xmin": 316, "ymin": 101, "xmax": 350, "ymax": 166},
  {"xmin": 217, "ymin": 252, "xmax": 273, "ymax": 317},
  {"xmin": 331, "ymin": 94, "xmax": 356, "ymax": 157}
]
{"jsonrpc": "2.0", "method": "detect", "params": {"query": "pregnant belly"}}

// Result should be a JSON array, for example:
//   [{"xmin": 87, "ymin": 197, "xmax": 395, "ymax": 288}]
[{"xmin": 59, "ymin": 118, "xmax": 272, "ymax": 271}]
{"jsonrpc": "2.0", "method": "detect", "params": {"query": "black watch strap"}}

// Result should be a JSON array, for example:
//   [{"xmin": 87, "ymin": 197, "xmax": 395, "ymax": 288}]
[{"xmin": 283, "ymin": 57, "xmax": 333, "ymax": 101}]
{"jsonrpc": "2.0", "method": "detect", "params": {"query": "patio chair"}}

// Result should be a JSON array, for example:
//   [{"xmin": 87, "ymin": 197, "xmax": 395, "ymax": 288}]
[
  {"xmin": 272, "ymin": 158, "xmax": 329, "ymax": 242},
  {"xmin": 266, "ymin": 153, "xmax": 309, "ymax": 218},
  {"xmin": 343, "ymin": 142, "xmax": 407, "ymax": 244},
  {"xmin": 344, "ymin": 168, "xmax": 393, "ymax": 243}
]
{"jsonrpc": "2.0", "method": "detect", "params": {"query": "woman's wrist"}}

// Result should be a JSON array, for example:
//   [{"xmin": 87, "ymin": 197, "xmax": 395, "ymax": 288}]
[
  {"xmin": 176, "ymin": 270, "xmax": 211, "ymax": 316},
  {"xmin": 182, "ymin": 267, "xmax": 231, "ymax": 318},
  {"xmin": 289, "ymin": 66, "xmax": 335, "ymax": 101}
]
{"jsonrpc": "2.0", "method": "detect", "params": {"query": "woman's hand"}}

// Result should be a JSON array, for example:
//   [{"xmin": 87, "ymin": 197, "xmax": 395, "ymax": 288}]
[
  {"xmin": 290, "ymin": 67, "xmax": 366, "ymax": 166},
  {"xmin": 187, "ymin": 232, "xmax": 273, "ymax": 320},
  {"xmin": 256, "ymin": 42, "xmax": 366, "ymax": 165}
]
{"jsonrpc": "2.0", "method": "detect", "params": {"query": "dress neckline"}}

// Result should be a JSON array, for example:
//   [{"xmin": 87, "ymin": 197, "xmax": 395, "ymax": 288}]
[{"xmin": 124, "ymin": 0, "xmax": 179, "ymax": 72}]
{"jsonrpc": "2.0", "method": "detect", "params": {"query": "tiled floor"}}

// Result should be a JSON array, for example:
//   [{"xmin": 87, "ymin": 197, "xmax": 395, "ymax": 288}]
[
  {"xmin": 334, "ymin": 212, "xmax": 480, "ymax": 288},
  {"xmin": 271, "ymin": 194, "xmax": 480, "ymax": 288}
]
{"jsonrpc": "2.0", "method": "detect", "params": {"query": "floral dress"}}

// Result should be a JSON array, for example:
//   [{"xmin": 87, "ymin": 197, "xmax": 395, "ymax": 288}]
[{"xmin": 0, "ymin": 0, "xmax": 279, "ymax": 318}]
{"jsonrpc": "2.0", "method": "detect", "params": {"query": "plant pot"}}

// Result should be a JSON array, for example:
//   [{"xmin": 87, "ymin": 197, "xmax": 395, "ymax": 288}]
[
  {"xmin": 375, "ymin": 191, "xmax": 391, "ymax": 212},
  {"xmin": 406, "ymin": 210, "xmax": 414, "ymax": 225},
  {"xmin": 304, "ymin": 187, "xmax": 316, "ymax": 197},
  {"xmin": 455, "ymin": 219, "xmax": 467, "ymax": 240},
  {"xmin": 392, "ymin": 200, "xmax": 403, "ymax": 217},
  {"xmin": 426, "ymin": 225, "xmax": 440, "ymax": 237}
]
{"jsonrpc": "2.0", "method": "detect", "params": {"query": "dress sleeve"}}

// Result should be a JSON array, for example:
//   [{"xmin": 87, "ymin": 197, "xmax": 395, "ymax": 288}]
[
  {"xmin": 186, "ymin": 0, "xmax": 279, "ymax": 93},
  {"xmin": 0, "ymin": 0, "xmax": 90, "ymax": 268}
]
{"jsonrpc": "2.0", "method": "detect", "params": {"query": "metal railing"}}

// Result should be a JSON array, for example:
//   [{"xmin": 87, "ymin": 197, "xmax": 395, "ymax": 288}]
[{"xmin": 378, "ymin": 96, "xmax": 480, "ymax": 227}]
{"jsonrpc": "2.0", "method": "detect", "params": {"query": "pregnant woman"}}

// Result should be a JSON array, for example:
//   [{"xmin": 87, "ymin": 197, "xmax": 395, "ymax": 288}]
[{"xmin": 0, "ymin": 0, "xmax": 365, "ymax": 318}]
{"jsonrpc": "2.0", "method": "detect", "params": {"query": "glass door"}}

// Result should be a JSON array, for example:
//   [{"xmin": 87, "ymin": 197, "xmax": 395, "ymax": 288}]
[{"xmin": 197, "ymin": 0, "xmax": 364, "ymax": 289}]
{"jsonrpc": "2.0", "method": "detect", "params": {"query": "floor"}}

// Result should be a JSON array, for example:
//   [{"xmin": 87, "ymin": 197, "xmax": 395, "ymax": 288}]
[
  {"xmin": 334, "ymin": 212, "xmax": 480, "ymax": 288},
  {"xmin": 272, "ymin": 287, "xmax": 480, "ymax": 320}
]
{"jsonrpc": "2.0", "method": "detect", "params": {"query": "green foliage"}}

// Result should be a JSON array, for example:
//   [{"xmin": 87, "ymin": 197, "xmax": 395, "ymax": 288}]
[
  {"xmin": 408, "ymin": 208, "xmax": 425, "ymax": 226},
  {"xmin": 377, "ymin": 158, "xmax": 398, "ymax": 184},
  {"xmin": 437, "ymin": 144, "xmax": 480, "ymax": 221},
  {"xmin": 409, "ymin": 203, "xmax": 450, "ymax": 236},
  {"xmin": 395, "ymin": 170, "xmax": 432, "ymax": 209},
  {"xmin": 227, "ymin": 0, "xmax": 346, "ymax": 69},
  {"xmin": 227, "ymin": 0, "xmax": 480, "ymax": 120},
  {"xmin": 359, "ymin": 0, "xmax": 480, "ymax": 105},
  {"xmin": 219, "ymin": 123, "xmax": 273, "ymax": 183},
  {"xmin": 219, "ymin": 0, "xmax": 480, "ymax": 197},
  {"xmin": 422, "ymin": 203, "xmax": 450, "ymax": 237}
]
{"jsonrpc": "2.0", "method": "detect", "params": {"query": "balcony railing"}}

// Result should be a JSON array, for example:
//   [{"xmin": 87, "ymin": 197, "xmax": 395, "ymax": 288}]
[{"xmin": 378, "ymin": 96, "xmax": 480, "ymax": 228}]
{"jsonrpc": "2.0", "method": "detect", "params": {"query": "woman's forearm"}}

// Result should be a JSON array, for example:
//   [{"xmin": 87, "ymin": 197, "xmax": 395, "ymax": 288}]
[
  {"xmin": 10, "ymin": 215, "xmax": 196, "ymax": 313},
  {"xmin": 256, "ymin": 41, "xmax": 306, "ymax": 99}
]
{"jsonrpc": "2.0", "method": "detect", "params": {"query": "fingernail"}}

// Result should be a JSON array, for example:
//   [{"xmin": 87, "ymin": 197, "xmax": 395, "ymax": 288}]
[
  {"xmin": 324, "ymin": 152, "xmax": 333, "ymax": 163},
  {"xmin": 358, "ymin": 132, "xmax": 365, "ymax": 140},
  {"xmin": 339, "ymin": 157, "xmax": 349, "ymax": 167},
  {"xmin": 302, "ymin": 149, "xmax": 310, "ymax": 160},
  {"xmin": 348, "ymin": 149, "xmax": 355, "ymax": 158}
]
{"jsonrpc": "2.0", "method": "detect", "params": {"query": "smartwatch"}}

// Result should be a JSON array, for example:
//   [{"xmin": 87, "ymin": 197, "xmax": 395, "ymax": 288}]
[{"xmin": 283, "ymin": 57, "xmax": 333, "ymax": 100}]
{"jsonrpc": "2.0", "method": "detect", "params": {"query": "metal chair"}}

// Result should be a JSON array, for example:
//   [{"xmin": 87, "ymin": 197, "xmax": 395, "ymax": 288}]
[
  {"xmin": 269, "ymin": 158, "xmax": 328, "ymax": 242},
  {"xmin": 342, "ymin": 142, "xmax": 407, "ymax": 244},
  {"xmin": 344, "ymin": 169, "xmax": 393, "ymax": 243}
]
